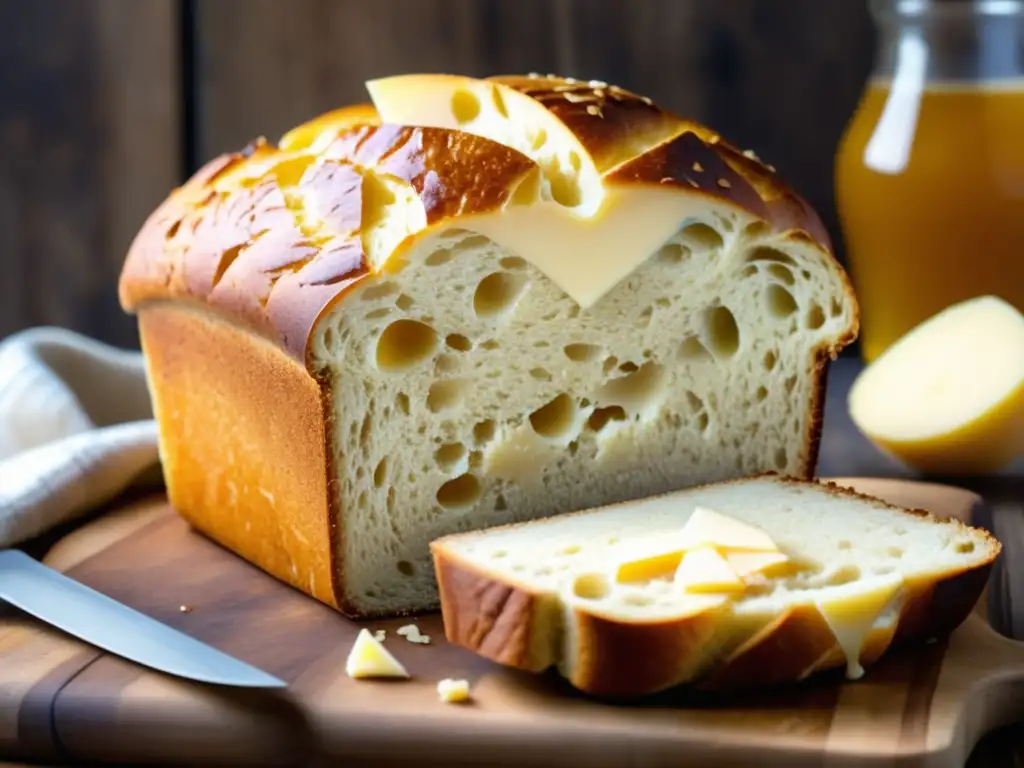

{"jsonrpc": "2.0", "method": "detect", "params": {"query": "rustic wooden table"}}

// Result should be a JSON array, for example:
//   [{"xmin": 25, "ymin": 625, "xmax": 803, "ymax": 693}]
[{"xmin": 5, "ymin": 356, "xmax": 1023, "ymax": 767}]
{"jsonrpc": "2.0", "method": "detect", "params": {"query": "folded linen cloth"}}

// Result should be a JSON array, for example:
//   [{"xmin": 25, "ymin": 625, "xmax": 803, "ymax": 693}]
[{"xmin": 0, "ymin": 327, "xmax": 161, "ymax": 548}]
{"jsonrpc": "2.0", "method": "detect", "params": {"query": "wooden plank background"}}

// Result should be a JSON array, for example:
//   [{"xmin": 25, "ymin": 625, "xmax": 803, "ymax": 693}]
[{"xmin": 0, "ymin": 0, "xmax": 874, "ymax": 349}]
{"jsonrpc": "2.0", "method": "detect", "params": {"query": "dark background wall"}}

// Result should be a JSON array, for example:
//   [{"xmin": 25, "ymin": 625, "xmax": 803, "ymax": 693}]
[{"xmin": 0, "ymin": 0, "xmax": 876, "ymax": 350}]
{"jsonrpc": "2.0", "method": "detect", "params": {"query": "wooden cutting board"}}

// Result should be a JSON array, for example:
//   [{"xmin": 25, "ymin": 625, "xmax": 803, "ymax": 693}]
[{"xmin": 2, "ymin": 477, "xmax": 1023, "ymax": 767}]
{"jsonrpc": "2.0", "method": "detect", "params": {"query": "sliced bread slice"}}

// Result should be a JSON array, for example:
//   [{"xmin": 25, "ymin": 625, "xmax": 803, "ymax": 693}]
[{"xmin": 429, "ymin": 474, "xmax": 998, "ymax": 697}]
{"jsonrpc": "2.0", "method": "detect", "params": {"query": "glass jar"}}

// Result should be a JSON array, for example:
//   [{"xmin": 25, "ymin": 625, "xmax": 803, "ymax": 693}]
[{"xmin": 835, "ymin": 0, "xmax": 1024, "ymax": 362}]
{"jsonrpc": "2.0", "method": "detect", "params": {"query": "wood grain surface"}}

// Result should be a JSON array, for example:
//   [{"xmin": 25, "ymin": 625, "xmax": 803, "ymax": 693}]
[
  {"xmin": 2, "ymin": 0, "xmax": 874, "ymax": 349},
  {"xmin": 0, "ymin": 0, "xmax": 181, "ymax": 349},
  {"xmin": 0, "ymin": 477, "xmax": 1016, "ymax": 768}
]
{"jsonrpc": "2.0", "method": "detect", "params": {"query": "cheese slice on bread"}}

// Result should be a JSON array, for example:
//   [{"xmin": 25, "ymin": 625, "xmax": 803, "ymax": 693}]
[
  {"xmin": 430, "ymin": 475, "xmax": 998, "ymax": 696},
  {"xmin": 119, "ymin": 73, "xmax": 858, "ymax": 618}
]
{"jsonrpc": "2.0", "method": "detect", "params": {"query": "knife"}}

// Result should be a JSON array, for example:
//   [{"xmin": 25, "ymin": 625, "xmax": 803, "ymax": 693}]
[{"xmin": 0, "ymin": 549, "xmax": 286, "ymax": 688}]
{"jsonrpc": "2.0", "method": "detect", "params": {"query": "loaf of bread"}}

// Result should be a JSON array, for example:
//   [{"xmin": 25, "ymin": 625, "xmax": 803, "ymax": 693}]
[
  {"xmin": 118, "ymin": 73, "xmax": 858, "ymax": 618},
  {"xmin": 431, "ymin": 475, "xmax": 998, "ymax": 696}
]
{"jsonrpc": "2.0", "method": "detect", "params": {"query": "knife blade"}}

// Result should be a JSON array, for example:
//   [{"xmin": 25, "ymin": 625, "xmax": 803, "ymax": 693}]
[{"xmin": 0, "ymin": 549, "xmax": 286, "ymax": 688}]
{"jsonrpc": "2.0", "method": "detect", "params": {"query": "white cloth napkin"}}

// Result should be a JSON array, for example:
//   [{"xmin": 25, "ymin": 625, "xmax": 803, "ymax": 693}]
[{"xmin": 0, "ymin": 327, "xmax": 161, "ymax": 547}]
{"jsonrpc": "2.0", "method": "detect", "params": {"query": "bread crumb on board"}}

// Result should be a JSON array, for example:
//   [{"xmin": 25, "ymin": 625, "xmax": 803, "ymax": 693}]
[
  {"xmin": 397, "ymin": 624, "xmax": 431, "ymax": 644},
  {"xmin": 373, "ymin": 629, "xmax": 386, "ymax": 643},
  {"xmin": 437, "ymin": 678, "xmax": 472, "ymax": 703},
  {"xmin": 179, "ymin": 605, "xmax": 193, "ymax": 613}
]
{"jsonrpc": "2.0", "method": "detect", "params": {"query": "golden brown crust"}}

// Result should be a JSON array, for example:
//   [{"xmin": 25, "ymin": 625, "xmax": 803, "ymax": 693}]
[
  {"xmin": 120, "ymin": 124, "xmax": 535, "ymax": 363},
  {"xmin": 432, "ymin": 549, "xmax": 556, "ymax": 673},
  {"xmin": 137, "ymin": 302, "xmax": 342, "ymax": 608},
  {"xmin": 489, "ymin": 74, "xmax": 684, "ymax": 173},
  {"xmin": 429, "ymin": 475, "xmax": 999, "ymax": 697},
  {"xmin": 565, "ymin": 602, "xmax": 730, "ymax": 698}
]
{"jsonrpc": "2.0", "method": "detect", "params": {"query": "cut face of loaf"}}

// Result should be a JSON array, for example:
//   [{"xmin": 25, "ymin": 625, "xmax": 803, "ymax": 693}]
[
  {"xmin": 430, "ymin": 475, "xmax": 999, "ymax": 697},
  {"xmin": 119, "ymin": 73, "xmax": 859, "ymax": 619},
  {"xmin": 317, "ymin": 221, "xmax": 853, "ymax": 615}
]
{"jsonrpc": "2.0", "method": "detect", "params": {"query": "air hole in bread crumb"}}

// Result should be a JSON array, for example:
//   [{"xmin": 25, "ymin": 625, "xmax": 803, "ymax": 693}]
[
  {"xmin": 656, "ymin": 243, "xmax": 690, "ymax": 264},
  {"xmin": 361, "ymin": 282, "xmax": 399, "ymax": 301},
  {"xmin": 425, "ymin": 248, "xmax": 454, "ymax": 267},
  {"xmin": 480, "ymin": 339, "xmax": 501, "ymax": 351},
  {"xmin": 679, "ymin": 336, "xmax": 712, "ymax": 362},
  {"xmin": 446, "ymin": 334, "xmax": 472, "ymax": 352},
  {"xmin": 697, "ymin": 412, "xmax": 710, "ymax": 432},
  {"xmin": 474, "ymin": 420, "xmax": 497, "ymax": 445},
  {"xmin": 451, "ymin": 88, "xmax": 481, "ymax": 123},
  {"xmin": 685, "ymin": 391, "xmax": 704, "ymax": 412},
  {"xmin": 681, "ymin": 222, "xmax": 724, "ymax": 250},
  {"xmin": 492, "ymin": 549, "xmax": 507, "ymax": 559},
  {"xmin": 703, "ymin": 306, "xmax": 740, "ymax": 358},
  {"xmin": 830, "ymin": 296, "xmax": 845, "ymax": 318},
  {"xmin": 785, "ymin": 376, "xmax": 798, "ymax": 395},
  {"xmin": 474, "ymin": 272, "xmax": 527, "ymax": 317},
  {"xmin": 500, "ymin": 256, "xmax": 528, "ymax": 270},
  {"xmin": 756, "ymin": 385, "xmax": 769, "ymax": 402},
  {"xmin": 494, "ymin": 494, "xmax": 508, "ymax": 511},
  {"xmin": 397, "ymin": 560, "xmax": 414, "ymax": 577},
  {"xmin": 763, "ymin": 350, "xmax": 778, "ymax": 371},
  {"xmin": 746, "ymin": 246, "xmax": 797, "ymax": 266},
  {"xmin": 533, "ymin": 340, "xmax": 550, "ymax": 348},
  {"xmin": 619, "ymin": 361, "xmax": 639, "ymax": 374},
  {"xmin": 837, "ymin": 540, "xmax": 852, "ymax": 550},
  {"xmin": 744, "ymin": 220, "xmax": 771, "ymax": 238},
  {"xmin": 395, "ymin": 392, "xmax": 410, "ymax": 415},
  {"xmin": 957, "ymin": 541, "xmax": 975, "ymax": 553},
  {"xmin": 435, "ymin": 354, "xmax": 459, "ymax": 374},
  {"xmin": 490, "ymin": 85, "xmax": 508, "ymax": 118},
  {"xmin": 564, "ymin": 343, "xmax": 602, "ymax": 363},
  {"xmin": 768, "ymin": 264, "xmax": 795, "ymax": 286},
  {"xmin": 597, "ymin": 362, "xmax": 666, "ymax": 415},
  {"xmin": 562, "ymin": 545, "xmax": 582, "ymax": 556},
  {"xmin": 741, "ymin": 265, "xmax": 759, "ymax": 278},
  {"xmin": 529, "ymin": 367, "xmax": 552, "ymax": 382},
  {"xmin": 806, "ymin": 303, "xmax": 826, "ymax": 330},
  {"xmin": 373, "ymin": 458, "xmax": 388, "ymax": 488},
  {"xmin": 435, "ymin": 443, "xmax": 467, "ymax": 470},
  {"xmin": 469, "ymin": 450, "xmax": 482, "ymax": 470},
  {"xmin": 766, "ymin": 285, "xmax": 798, "ymax": 318},
  {"xmin": 530, "ymin": 128, "xmax": 548, "ymax": 151},
  {"xmin": 568, "ymin": 151, "xmax": 582, "ymax": 173},
  {"xmin": 395, "ymin": 294, "xmax": 415, "ymax": 311},
  {"xmin": 635, "ymin": 307, "xmax": 653, "ymax": 329},
  {"xmin": 773, "ymin": 447, "xmax": 787, "ymax": 469},
  {"xmin": 886, "ymin": 547, "xmax": 904, "ymax": 558},
  {"xmin": 365, "ymin": 307, "xmax": 391, "ymax": 321},
  {"xmin": 572, "ymin": 573, "xmax": 610, "ymax": 600},
  {"xmin": 427, "ymin": 380, "xmax": 467, "ymax": 413},
  {"xmin": 588, "ymin": 406, "xmax": 627, "ymax": 432},
  {"xmin": 436, "ymin": 473, "xmax": 482, "ymax": 509},
  {"xmin": 602, "ymin": 356, "xmax": 619, "ymax": 375},
  {"xmin": 530, "ymin": 394, "xmax": 577, "ymax": 439},
  {"xmin": 802, "ymin": 269, "xmax": 812, "ymax": 280}
]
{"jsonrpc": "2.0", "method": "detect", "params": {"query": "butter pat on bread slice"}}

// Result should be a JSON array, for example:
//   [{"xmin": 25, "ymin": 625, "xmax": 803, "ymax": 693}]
[
  {"xmin": 674, "ymin": 546, "xmax": 746, "ymax": 594},
  {"xmin": 849, "ymin": 295, "xmax": 1024, "ymax": 475},
  {"xmin": 429, "ymin": 475, "xmax": 998, "ymax": 697}
]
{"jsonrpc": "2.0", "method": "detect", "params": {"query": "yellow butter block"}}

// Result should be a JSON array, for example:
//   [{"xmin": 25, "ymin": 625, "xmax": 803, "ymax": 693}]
[{"xmin": 674, "ymin": 546, "xmax": 746, "ymax": 594}]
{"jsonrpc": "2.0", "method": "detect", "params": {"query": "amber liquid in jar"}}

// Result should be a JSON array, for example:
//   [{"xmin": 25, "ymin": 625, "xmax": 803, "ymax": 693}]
[{"xmin": 836, "ymin": 78, "xmax": 1024, "ymax": 362}]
